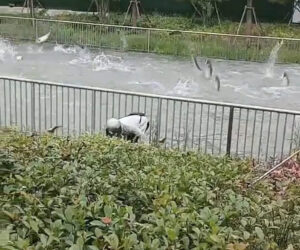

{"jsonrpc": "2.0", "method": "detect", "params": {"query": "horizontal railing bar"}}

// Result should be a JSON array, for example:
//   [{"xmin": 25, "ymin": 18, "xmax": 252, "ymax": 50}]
[
  {"xmin": 1, "ymin": 15, "xmax": 300, "ymax": 42},
  {"xmin": 1, "ymin": 76, "xmax": 300, "ymax": 115}
]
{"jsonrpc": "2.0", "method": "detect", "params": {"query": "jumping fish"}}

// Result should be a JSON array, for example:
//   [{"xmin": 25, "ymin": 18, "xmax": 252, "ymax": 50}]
[
  {"xmin": 206, "ymin": 59, "xmax": 213, "ymax": 78},
  {"xmin": 281, "ymin": 72, "xmax": 290, "ymax": 86},
  {"xmin": 36, "ymin": 31, "xmax": 51, "ymax": 44},
  {"xmin": 215, "ymin": 75, "xmax": 221, "ymax": 91},
  {"xmin": 193, "ymin": 56, "xmax": 202, "ymax": 71}
]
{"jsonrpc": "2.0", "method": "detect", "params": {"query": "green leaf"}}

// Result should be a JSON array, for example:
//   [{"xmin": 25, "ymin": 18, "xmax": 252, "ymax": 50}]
[
  {"xmin": 104, "ymin": 205, "xmax": 112, "ymax": 217},
  {"xmin": 151, "ymin": 238, "xmax": 160, "ymax": 248},
  {"xmin": 65, "ymin": 206, "xmax": 74, "ymax": 222},
  {"xmin": 40, "ymin": 234, "xmax": 48, "ymax": 247},
  {"xmin": 166, "ymin": 228, "xmax": 177, "ymax": 241},
  {"xmin": 69, "ymin": 245, "xmax": 81, "ymax": 250},
  {"xmin": 0, "ymin": 230, "xmax": 10, "ymax": 246},
  {"xmin": 192, "ymin": 227, "xmax": 201, "ymax": 237},
  {"xmin": 227, "ymin": 243, "xmax": 248, "ymax": 250},
  {"xmin": 76, "ymin": 236, "xmax": 84, "ymax": 248},
  {"xmin": 209, "ymin": 234, "xmax": 220, "ymax": 243},
  {"xmin": 87, "ymin": 246, "xmax": 99, "ymax": 250},
  {"xmin": 123, "ymin": 233, "xmax": 138, "ymax": 249},
  {"xmin": 90, "ymin": 220, "xmax": 103, "ymax": 226},
  {"xmin": 104, "ymin": 234, "xmax": 119, "ymax": 250},
  {"xmin": 286, "ymin": 244, "xmax": 294, "ymax": 250},
  {"xmin": 241, "ymin": 218, "xmax": 247, "ymax": 227},
  {"xmin": 255, "ymin": 227, "xmax": 264, "ymax": 240},
  {"xmin": 95, "ymin": 228, "xmax": 103, "ymax": 238},
  {"xmin": 182, "ymin": 236, "xmax": 190, "ymax": 249},
  {"xmin": 243, "ymin": 231, "xmax": 250, "ymax": 240},
  {"xmin": 29, "ymin": 219, "xmax": 39, "ymax": 234},
  {"xmin": 14, "ymin": 237, "xmax": 30, "ymax": 249},
  {"xmin": 15, "ymin": 175, "xmax": 23, "ymax": 181}
]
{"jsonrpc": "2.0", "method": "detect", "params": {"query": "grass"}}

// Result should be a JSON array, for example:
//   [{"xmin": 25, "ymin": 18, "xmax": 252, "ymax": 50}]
[
  {"xmin": 0, "ymin": 129, "xmax": 300, "ymax": 249},
  {"xmin": 18, "ymin": 11, "xmax": 300, "ymax": 39}
]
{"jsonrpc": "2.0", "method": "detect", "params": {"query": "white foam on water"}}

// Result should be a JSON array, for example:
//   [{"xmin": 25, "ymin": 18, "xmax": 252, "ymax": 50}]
[
  {"xmin": 262, "ymin": 87, "xmax": 284, "ymax": 98},
  {"xmin": 93, "ymin": 53, "xmax": 131, "ymax": 72},
  {"xmin": 204, "ymin": 67, "xmax": 212, "ymax": 79},
  {"xmin": 54, "ymin": 44, "xmax": 79, "ymax": 54},
  {"xmin": 169, "ymin": 79, "xmax": 196, "ymax": 96},
  {"xmin": 227, "ymin": 83, "xmax": 264, "ymax": 99},
  {"xmin": 0, "ymin": 38, "xmax": 17, "ymax": 61},
  {"xmin": 69, "ymin": 49, "xmax": 92, "ymax": 65},
  {"xmin": 262, "ymin": 86, "xmax": 300, "ymax": 97},
  {"xmin": 128, "ymin": 81, "xmax": 165, "ymax": 90},
  {"xmin": 69, "ymin": 50, "xmax": 132, "ymax": 72},
  {"xmin": 288, "ymin": 68, "xmax": 300, "ymax": 75},
  {"xmin": 27, "ymin": 45, "xmax": 44, "ymax": 54},
  {"xmin": 229, "ymin": 71, "xmax": 242, "ymax": 75}
]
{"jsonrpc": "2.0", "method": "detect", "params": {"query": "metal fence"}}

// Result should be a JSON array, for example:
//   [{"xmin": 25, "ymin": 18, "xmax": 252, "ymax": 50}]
[
  {"xmin": 0, "ymin": 15, "xmax": 300, "ymax": 63},
  {"xmin": 1, "ymin": 76, "xmax": 300, "ymax": 161}
]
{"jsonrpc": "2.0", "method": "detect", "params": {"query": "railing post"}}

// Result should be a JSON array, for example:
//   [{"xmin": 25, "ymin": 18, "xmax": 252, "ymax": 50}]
[
  {"xmin": 34, "ymin": 18, "xmax": 38, "ymax": 41},
  {"xmin": 156, "ymin": 98, "xmax": 162, "ymax": 143},
  {"xmin": 147, "ymin": 29, "xmax": 151, "ymax": 52},
  {"xmin": 226, "ymin": 107, "xmax": 234, "ymax": 156},
  {"xmin": 3, "ymin": 80, "xmax": 7, "ymax": 127},
  {"xmin": 31, "ymin": 83, "xmax": 36, "ymax": 132},
  {"xmin": 0, "ymin": 89, "xmax": 1, "ymax": 126},
  {"xmin": 91, "ymin": 90, "xmax": 96, "ymax": 134},
  {"xmin": 99, "ymin": 26, "xmax": 102, "ymax": 47}
]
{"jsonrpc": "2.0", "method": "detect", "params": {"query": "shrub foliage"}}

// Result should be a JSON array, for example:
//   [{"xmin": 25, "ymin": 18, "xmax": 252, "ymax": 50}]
[{"xmin": 0, "ymin": 130, "xmax": 299, "ymax": 249}]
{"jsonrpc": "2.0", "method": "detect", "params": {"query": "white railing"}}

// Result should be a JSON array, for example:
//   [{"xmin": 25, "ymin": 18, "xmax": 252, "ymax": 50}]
[{"xmin": 1, "ymin": 76, "xmax": 299, "ymax": 161}]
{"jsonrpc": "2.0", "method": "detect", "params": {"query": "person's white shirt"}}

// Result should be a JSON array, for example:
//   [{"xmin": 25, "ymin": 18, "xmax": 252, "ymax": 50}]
[
  {"xmin": 119, "ymin": 115, "xmax": 149, "ymax": 138},
  {"xmin": 106, "ymin": 113, "xmax": 149, "ymax": 142}
]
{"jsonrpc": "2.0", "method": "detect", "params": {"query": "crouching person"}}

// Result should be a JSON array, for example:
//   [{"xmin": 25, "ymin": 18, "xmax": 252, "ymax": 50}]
[{"xmin": 106, "ymin": 113, "xmax": 150, "ymax": 143}]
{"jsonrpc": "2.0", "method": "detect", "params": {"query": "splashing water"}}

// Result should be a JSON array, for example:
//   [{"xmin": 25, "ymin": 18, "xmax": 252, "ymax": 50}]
[
  {"xmin": 120, "ymin": 33, "xmax": 128, "ymax": 50},
  {"xmin": 170, "ymin": 79, "xmax": 195, "ymax": 96},
  {"xmin": 0, "ymin": 38, "xmax": 17, "ymax": 61},
  {"xmin": 54, "ymin": 44, "xmax": 79, "ymax": 54},
  {"xmin": 70, "ymin": 51, "xmax": 132, "ymax": 72},
  {"xmin": 27, "ymin": 45, "xmax": 44, "ymax": 54},
  {"xmin": 93, "ymin": 53, "xmax": 131, "ymax": 72},
  {"xmin": 69, "ymin": 49, "xmax": 92, "ymax": 65},
  {"xmin": 128, "ymin": 81, "xmax": 165, "ymax": 90},
  {"xmin": 265, "ymin": 40, "xmax": 283, "ymax": 77}
]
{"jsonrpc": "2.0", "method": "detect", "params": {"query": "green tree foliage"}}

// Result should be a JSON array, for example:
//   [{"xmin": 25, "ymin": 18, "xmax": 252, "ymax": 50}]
[
  {"xmin": 89, "ymin": 0, "xmax": 120, "ymax": 22},
  {"xmin": 176, "ymin": 0, "xmax": 223, "ymax": 24}
]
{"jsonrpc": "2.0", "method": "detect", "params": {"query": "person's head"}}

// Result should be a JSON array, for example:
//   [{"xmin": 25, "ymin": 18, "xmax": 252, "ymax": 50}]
[{"xmin": 106, "ymin": 118, "xmax": 122, "ymax": 138}]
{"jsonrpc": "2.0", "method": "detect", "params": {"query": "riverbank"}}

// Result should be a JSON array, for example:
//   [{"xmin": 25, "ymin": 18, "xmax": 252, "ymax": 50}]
[{"xmin": 0, "ymin": 6, "xmax": 300, "ymax": 39}]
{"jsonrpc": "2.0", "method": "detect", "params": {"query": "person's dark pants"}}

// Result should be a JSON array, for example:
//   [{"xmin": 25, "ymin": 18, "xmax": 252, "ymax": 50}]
[{"xmin": 126, "ymin": 133, "xmax": 139, "ymax": 143}]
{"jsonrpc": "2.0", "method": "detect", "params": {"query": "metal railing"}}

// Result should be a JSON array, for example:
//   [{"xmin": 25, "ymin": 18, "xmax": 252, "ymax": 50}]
[
  {"xmin": 0, "ymin": 15, "xmax": 300, "ymax": 63},
  {"xmin": 1, "ymin": 76, "xmax": 300, "ymax": 161}
]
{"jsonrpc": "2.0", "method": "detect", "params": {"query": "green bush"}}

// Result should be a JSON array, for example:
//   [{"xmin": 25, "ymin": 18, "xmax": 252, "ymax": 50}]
[{"xmin": 0, "ymin": 130, "xmax": 299, "ymax": 249}]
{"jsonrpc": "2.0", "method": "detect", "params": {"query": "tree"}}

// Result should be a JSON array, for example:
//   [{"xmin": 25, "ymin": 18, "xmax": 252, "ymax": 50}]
[
  {"xmin": 183, "ymin": 0, "xmax": 223, "ymax": 25},
  {"xmin": 243, "ymin": 0, "xmax": 293, "ymax": 34},
  {"xmin": 88, "ymin": 0, "xmax": 119, "ymax": 22},
  {"xmin": 246, "ymin": 0, "xmax": 253, "ymax": 35}
]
